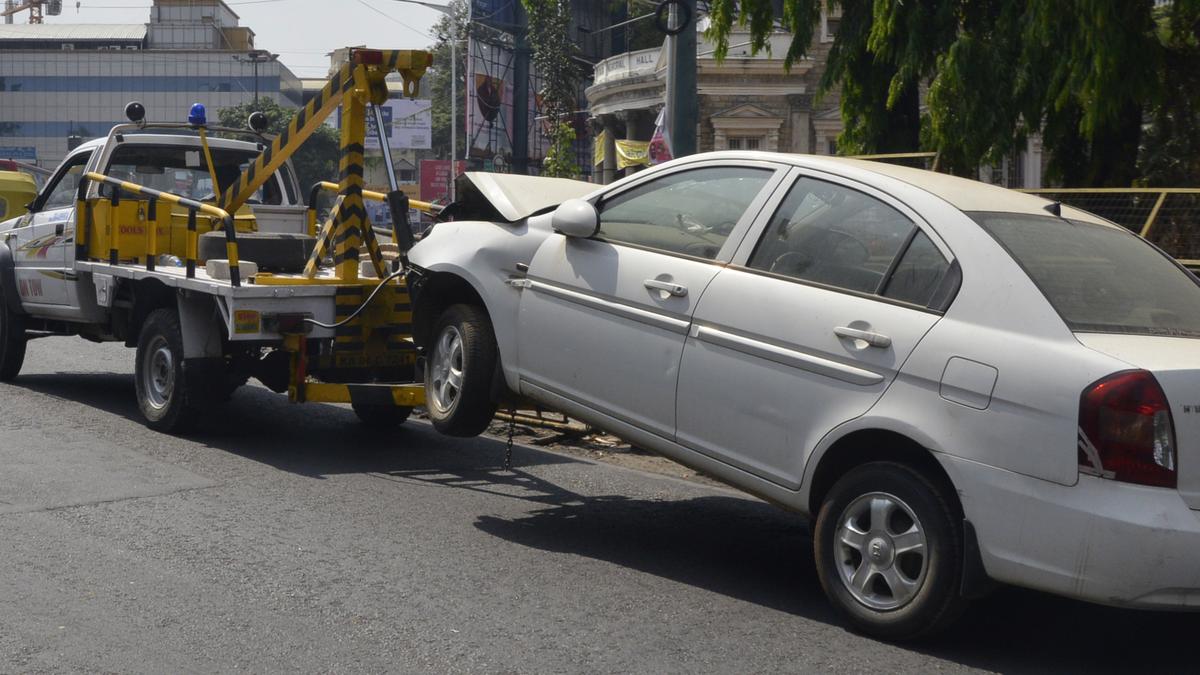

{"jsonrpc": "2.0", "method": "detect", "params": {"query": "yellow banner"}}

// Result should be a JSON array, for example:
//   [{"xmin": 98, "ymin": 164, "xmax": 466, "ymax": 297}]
[
  {"xmin": 615, "ymin": 139, "xmax": 650, "ymax": 169},
  {"xmin": 593, "ymin": 129, "xmax": 608, "ymax": 166}
]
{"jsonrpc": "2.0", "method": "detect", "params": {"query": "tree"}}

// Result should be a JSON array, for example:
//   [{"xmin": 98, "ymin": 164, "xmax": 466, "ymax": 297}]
[
  {"xmin": 216, "ymin": 98, "xmax": 340, "ymax": 193},
  {"xmin": 522, "ymin": 0, "xmax": 581, "ymax": 178},
  {"xmin": 427, "ymin": 0, "xmax": 469, "ymax": 161},
  {"xmin": 705, "ymin": 0, "xmax": 1200, "ymax": 187}
]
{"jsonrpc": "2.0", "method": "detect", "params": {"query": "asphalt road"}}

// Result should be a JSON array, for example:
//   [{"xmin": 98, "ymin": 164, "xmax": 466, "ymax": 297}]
[{"xmin": 0, "ymin": 338, "xmax": 1197, "ymax": 673}]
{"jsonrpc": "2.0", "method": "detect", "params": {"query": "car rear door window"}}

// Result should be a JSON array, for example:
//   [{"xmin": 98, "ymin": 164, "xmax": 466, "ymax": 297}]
[
  {"xmin": 597, "ymin": 167, "xmax": 772, "ymax": 260},
  {"xmin": 881, "ymin": 230, "xmax": 951, "ymax": 306},
  {"xmin": 748, "ymin": 177, "xmax": 916, "ymax": 294}
]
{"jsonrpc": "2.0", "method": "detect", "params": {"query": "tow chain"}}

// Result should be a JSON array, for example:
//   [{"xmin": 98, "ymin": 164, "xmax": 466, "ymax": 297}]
[{"xmin": 503, "ymin": 409, "xmax": 516, "ymax": 471}]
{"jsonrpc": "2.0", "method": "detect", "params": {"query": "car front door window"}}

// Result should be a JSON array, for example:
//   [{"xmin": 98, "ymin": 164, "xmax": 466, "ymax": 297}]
[
  {"xmin": 597, "ymin": 167, "xmax": 773, "ymax": 260},
  {"xmin": 40, "ymin": 154, "xmax": 91, "ymax": 212}
]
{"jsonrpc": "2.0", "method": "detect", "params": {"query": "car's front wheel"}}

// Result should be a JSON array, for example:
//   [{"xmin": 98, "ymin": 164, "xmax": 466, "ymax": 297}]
[
  {"xmin": 425, "ymin": 304, "xmax": 497, "ymax": 437},
  {"xmin": 814, "ymin": 461, "xmax": 967, "ymax": 640}
]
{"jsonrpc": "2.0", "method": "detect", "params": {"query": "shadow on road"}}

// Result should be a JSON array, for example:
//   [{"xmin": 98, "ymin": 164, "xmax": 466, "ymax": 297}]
[{"xmin": 12, "ymin": 370, "xmax": 1200, "ymax": 671}]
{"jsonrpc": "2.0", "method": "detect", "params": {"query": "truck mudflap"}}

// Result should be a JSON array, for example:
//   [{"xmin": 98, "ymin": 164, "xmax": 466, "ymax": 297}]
[{"xmin": 0, "ymin": 240, "xmax": 24, "ymax": 315}]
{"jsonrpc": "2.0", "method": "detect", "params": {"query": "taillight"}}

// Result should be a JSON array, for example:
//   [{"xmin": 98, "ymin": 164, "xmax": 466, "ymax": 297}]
[{"xmin": 1078, "ymin": 370, "xmax": 1177, "ymax": 488}]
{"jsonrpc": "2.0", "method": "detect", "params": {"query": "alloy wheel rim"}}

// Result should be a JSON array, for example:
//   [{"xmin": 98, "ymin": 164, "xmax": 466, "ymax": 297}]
[
  {"xmin": 835, "ymin": 491, "xmax": 928, "ymax": 611},
  {"xmin": 142, "ymin": 336, "xmax": 175, "ymax": 410},
  {"xmin": 429, "ymin": 325, "xmax": 464, "ymax": 414}
]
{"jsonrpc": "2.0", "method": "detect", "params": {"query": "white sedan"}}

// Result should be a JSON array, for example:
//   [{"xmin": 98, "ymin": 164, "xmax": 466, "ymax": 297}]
[{"xmin": 406, "ymin": 152, "xmax": 1200, "ymax": 640}]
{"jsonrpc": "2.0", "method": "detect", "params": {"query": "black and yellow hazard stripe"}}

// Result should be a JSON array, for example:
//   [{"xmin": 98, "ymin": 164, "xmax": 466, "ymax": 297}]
[
  {"xmin": 303, "ymin": 195, "xmax": 344, "ymax": 278},
  {"xmin": 218, "ymin": 62, "xmax": 356, "ymax": 215},
  {"xmin": 333, "ymin": 285, "xmax": 367, "ymax": 352}
]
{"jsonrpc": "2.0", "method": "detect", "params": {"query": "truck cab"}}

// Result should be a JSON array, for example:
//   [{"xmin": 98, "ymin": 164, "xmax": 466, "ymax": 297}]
[{"xmin": 0, "ymin": 129, "xmax": 303, "ymax": 323}]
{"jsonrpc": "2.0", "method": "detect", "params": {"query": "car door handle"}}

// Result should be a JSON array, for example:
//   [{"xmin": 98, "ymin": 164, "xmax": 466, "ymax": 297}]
[
  {"xmin": 55, "ymin": 223, "xmax": 64, "ymax": 236},
  {"xmin": 644, "ymin": 279, "xmax": 687, "ymax": 297},
  {"xmin": 834, "ymin": 326, "xmax": 892, "ymax": 348}
]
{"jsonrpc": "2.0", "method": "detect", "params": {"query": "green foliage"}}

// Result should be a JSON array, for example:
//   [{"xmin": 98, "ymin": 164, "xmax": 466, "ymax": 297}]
[
  {"xmin": 216, "ymin": 98, "xmax": 340, "ymax": 193},
  {"xmin": 522, "ymin": 0, "xmax": 580, "ymax": 178},
  {"xmin": 427, "ymin": 0, "xmax": 469, "ymax": 161},
  {"xmin": 705, "ymin": 0, "xmax": 1200, "ymax": 187},
  {"xmin": 542, "ymin": 122, "xmax": 578, "ymax": 178}
]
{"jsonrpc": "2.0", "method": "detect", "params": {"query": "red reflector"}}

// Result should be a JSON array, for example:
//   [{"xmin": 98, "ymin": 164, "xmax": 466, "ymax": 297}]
[
  {"xmin": 1079, "ymin": 370, "xmax": 1177, "ymax": 488},
  {"xmin": 354, "ymin": 50, "xmax": 385, "ymax": 65},
  {"xmin": 0, "ymin": 160, "xmax": 19, "ymax": 171}
]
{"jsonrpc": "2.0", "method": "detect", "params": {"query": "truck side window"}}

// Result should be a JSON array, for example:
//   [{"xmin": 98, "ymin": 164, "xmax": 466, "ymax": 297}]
[{"xmin": 42, "ymin": 152, "xmax": 93, "ymax": 211}]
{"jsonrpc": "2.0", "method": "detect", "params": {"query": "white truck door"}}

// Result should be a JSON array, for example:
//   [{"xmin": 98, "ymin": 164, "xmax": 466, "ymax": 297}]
[{"xmin": 11, "ymin": 150, "xmax": 92, "ymax": 307}]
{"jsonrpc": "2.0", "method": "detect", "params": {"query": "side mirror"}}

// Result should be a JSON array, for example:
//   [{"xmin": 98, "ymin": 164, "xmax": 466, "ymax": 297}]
[{"xmin": 551, "ymin": 199, "xmax": 599, "ymax": 238}]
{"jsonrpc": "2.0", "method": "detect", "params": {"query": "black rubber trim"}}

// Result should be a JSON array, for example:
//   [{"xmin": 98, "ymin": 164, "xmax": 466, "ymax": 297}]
[
  {"xmin": 0, "ymin": 241, "xmax": 24, "ymax": 315},
  {"xmin": 960, "ymin": 519, "xmax": 997, "ymax": 599}
]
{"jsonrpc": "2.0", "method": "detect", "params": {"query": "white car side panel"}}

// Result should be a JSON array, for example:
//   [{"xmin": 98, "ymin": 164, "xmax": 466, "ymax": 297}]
[
  {"xmin": 518, "ymin": 235, "xmax": 723, "ymax": 438},
  {"xmin": 677, "ymin": 271, "xmax": 940, "ymax": 490},
  {"xmin": 408, "ymin": 215, "xmax": 555, "ymax": 389}
]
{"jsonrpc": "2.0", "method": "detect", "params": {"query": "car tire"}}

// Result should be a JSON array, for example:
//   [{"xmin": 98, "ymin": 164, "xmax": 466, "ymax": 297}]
[
  {"xmin": 425, "ymin": 303, "xmax": 498, "ymax": 437},
  {"xmin": 352, "ymin": 402, "xmax": 412, "ymax": 429},
  {"xmin": 198, "ymin": 231, "xmax": 316, "ymax": 274},
  {"xmin": 0, "ymin": 297, "xmax": 26, "ymax": 382},
  {"xmin": 814, "ymin": 461, "xmax": 967, "ymax": 641},
  {"xmin": 134, "ymin": 308, "xmax": 217, "ymax": 433}
]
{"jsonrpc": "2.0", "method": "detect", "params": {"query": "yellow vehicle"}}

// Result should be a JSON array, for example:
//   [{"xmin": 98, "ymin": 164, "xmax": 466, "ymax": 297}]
[{"xmin": 0, "ymin": 165, "xmax": 37, "ymax": 221}]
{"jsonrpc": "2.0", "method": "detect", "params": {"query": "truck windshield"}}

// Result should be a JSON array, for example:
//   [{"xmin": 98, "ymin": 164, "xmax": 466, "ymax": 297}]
[
  {"xmin": 972, "ymin": 211, "xmax": 1200, "ymax": 337},
  {"xmin": 106, "ymin": 145, "xmax": 285, "ymax": 205}
]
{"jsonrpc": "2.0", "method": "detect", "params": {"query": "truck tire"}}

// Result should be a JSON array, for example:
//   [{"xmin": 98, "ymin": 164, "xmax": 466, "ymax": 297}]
[
  {"xmin": 814, "ymin": 462, "xmax": 967, "ymax": 641},
  {"xmin": 425, "ymin": 304, "xmax": 498, "ymax": 437},
  {"xmin": 134, "ymin": 308, "xmax": 212, "ymax": 433},
  {"xmin": 198, "ymin": 231, "xmax": 316, "ymax": 273},
  {"xmin": 351, "ymin": 402, "xmax": 412, "ymax": 429},
  {"xmin": 0, "ymin": 295, "xmax": 26, "ymax": 382}
]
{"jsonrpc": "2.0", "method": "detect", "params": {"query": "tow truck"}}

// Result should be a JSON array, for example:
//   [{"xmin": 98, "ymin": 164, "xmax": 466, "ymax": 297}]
[{"xmin": 0, "ymin": 48, "xmax": 438, "ymax": 432}]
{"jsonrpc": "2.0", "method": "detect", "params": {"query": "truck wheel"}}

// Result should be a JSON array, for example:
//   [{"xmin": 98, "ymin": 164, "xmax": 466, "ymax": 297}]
[
  {"xmin": 425, "ymin": 304, "xmax": 497, "ymax": 437},
  {"xmin": 0, "ymin": 299, "xmax": 26, "ymax": 382},
  {"xmin": 351, "ymin": 402, "xmax": 412, "ymax": 429},
  {"xmin": 135, "ymin": 308, "xmax": 203, "ymax": 433},
  {"xmin": 813, "ymin": 462, "xmax": 967, "ymax": 641}
]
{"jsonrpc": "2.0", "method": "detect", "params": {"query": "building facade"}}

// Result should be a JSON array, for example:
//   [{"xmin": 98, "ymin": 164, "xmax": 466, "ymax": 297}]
[{"xmin": 0, "ymin": 0, "xmax": 301, "ymax": 168}]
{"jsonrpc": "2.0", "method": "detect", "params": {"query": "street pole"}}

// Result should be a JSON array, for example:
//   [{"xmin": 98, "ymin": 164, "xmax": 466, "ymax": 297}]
[
  {"xmin": 511, "ymin": 0, "xmax": 529, "ymax": 175},
  {"xmin": 668, "ymin": 0, "xmax": 697, "ymax": 158},
  {"xmin": 390, "ymin": 0, "xmax": 458, "ymax": 200}
]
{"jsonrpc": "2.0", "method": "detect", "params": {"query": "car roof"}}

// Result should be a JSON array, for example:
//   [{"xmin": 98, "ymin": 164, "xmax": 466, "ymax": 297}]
[{"xmin": 670, "ymin": 151, "xmax": 1112, "ymax": 227}]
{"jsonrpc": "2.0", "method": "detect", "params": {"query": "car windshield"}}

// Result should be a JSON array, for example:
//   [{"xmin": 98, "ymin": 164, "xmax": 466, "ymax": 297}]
[
  {"xmin": 973, "ymin": 211, "xmax": 1200, "ymax": 337},
  {"xmin": 105, "ymin": 144, "xmax": 283, "ymax": 205}
]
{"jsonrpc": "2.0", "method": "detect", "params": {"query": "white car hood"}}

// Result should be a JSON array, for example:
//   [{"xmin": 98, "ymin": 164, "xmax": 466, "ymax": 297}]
[{"xmin": 461, "ymin": 172, "xmax": 595, "ymax": 222}]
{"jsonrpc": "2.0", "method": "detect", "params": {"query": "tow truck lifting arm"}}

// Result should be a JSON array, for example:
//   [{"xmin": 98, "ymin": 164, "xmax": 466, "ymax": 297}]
[{"xmin": 217, "ymin": 49, "xmax": 431, "ymax": 219}]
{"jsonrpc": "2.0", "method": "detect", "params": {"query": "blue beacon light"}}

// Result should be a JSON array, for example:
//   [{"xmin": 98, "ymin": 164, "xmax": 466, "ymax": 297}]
[{"xmin": 188, "ymin": 103, "xmax": 207, "ymax": 127}]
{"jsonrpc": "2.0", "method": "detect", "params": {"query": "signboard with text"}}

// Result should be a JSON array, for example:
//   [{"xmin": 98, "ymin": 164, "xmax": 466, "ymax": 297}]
[
  {"xmin": 419, "ymin": 159, "xmax": 467, "ymax": 204},
  {"xmin": 335, "ymin": 99, "xmax": 432, "ymax": 150},
  {"xmin": 0, "ymin": 146, "xmax": 36, "ymax": 161}
]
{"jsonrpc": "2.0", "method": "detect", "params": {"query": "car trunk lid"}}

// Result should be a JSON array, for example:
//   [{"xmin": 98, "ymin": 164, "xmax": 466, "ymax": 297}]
[{"xmin": 1077, "ymin": 333, "xmax": 1200, "ymax": 509}]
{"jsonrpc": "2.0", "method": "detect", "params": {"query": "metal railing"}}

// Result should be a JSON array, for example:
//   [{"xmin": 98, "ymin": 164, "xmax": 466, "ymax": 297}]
[
  {"xmin": 1020, "ymin": 188, "xmax": 1200, "ymax": 267},
  {"xmin": 78, "ymin": 172, "xmax": 242, "ymax": 286}
]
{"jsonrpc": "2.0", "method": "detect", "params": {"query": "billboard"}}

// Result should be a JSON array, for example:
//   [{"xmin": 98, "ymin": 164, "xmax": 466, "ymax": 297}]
[
  {"xmin": 335, "ymin": 98, "xmax": 432, "ymax": 150},
  {"xmin": 465, "ymin": 38, "xmax": 552, "ymax": 168},
  {"xmin": 419, "ymin": 159, "xmax": 467, "ymax": 204},
  {"xmin": 471, "ymin": 0, "xmax": 515, "ymax": 31}
]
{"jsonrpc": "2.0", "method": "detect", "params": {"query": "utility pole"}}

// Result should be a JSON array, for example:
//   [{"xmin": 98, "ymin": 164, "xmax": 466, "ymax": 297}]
[
  {"xmin": 511, "ymin": 1, "xmax": 530, "ymax": 175},
  {"xmin": 233, "ymin": 49, "xmax": 278, "ymax": 106},
  {"xmin": 667, "ymin": 0, "xmax": 697, "ymax": 158},
  {"xmin": 391, "ymin": 0, "xmax": 460, "ymax": 200}
]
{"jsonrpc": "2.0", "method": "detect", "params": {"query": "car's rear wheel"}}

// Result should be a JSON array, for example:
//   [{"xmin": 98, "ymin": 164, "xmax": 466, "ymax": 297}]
[
  {"xmin": 814, "ymin": 461, "xmax": 967, "ymax": 640},
  {"xmin": 0, "ymin": 296, "xmax": 26, "ymax": 382},
  {"xmin": 425, "ymin": 304, "xmax": 497, "ymax": 437}
]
